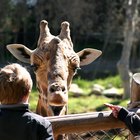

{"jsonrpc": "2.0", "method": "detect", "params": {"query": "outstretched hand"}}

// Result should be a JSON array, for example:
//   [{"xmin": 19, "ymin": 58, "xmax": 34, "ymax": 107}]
[{"xmin": 104, "ymin": 103, "xmax": 122, "ymax": 118}]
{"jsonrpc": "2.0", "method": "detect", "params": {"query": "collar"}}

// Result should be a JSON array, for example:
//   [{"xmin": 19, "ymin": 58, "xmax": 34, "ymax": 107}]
[{"xmin": 0, "ymin": 103, "xmax": 29, "ymax": 111}]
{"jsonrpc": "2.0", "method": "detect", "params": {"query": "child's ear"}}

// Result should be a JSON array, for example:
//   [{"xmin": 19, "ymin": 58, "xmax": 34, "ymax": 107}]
[{"xmin": 22, "ymin": 94, "xmax": 29, "ymax": 102}]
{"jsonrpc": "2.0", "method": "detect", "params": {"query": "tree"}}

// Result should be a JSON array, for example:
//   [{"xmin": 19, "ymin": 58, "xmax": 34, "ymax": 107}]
[{"xmin": 117, "ymin": 0, "xmax": 140, "ymax": 99}]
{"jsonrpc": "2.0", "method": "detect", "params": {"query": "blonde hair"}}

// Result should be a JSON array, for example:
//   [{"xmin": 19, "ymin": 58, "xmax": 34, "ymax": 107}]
[{"xmin": 0, "ymin": 63, "xmax": 33, "ymax": 104}]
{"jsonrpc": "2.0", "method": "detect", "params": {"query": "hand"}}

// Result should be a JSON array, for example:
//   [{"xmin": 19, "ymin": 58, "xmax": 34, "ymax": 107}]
[{"xmin": 104, "ymin": 103, "xmax": 122, "ymax": 118}]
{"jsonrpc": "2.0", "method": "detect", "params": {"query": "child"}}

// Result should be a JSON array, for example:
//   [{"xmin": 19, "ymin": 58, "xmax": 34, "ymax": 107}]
[
  {"xmin": 104, "ymin": 103, "xmax": 140, "ymax": 138},
  {"xmin": 0, "ymin": 63, "xmax": 54, "ymax": 140}
]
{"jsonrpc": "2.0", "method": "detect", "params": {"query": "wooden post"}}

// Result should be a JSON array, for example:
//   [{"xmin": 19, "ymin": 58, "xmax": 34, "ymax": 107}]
[{"xmin": 128, "ymin": 73, "xmax": 140, "ymax": 140}]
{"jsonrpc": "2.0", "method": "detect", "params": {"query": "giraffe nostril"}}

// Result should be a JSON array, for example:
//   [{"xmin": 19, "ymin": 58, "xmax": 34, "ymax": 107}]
[
  {"xmin": 50, "ymin": 86, "xmax": 55, "ymax": 93},
  {"xmin": 49, "ymin": 84, "xmax": 57, "ymax": 92},
  {"xmin": 49, "ymin": 84, "xmax": 66, "ymax": 93},
  {"xmin": 62, "ymin": 86, "xmax": 66, "ymax": 92}
]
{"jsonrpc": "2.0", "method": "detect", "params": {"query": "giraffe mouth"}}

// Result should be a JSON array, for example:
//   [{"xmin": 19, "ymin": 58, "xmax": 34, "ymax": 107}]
[
  {"xmin": 48, "ymin": 92, "xmax": 68, "ymax": 106},
  {"xmin": 50, "ymin": 105, "xmax": 64, "ymax": 116}
]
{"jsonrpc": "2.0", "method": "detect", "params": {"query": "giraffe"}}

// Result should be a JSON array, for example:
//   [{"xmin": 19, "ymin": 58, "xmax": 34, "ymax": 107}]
[{"xmin": 7, "ymin": 20, "xmax": 102, "ymax": 140}]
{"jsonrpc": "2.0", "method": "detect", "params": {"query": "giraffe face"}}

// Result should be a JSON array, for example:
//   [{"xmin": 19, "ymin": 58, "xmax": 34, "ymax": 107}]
[
  {"xmin": 31, "ymin": 37, "xmax": 80, "ymax": 107},
  {"xmin": 6, "ymin": 20, "xmax": 102, "ymax": 116}
]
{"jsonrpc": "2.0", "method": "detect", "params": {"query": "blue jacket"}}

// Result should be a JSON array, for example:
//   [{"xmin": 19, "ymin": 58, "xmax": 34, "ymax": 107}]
[{"xmin": 0, "ymin": 104, "xmax": 54, "ymax": 140}]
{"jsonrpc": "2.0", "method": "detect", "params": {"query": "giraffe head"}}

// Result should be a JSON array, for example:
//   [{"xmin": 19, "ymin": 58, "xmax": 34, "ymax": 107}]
[{"xmin": 7, "ymin": 20, "xmax": 102, "ymax": 116}]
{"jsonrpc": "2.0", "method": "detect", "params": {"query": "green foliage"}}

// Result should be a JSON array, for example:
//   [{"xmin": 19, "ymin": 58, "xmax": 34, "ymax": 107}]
[
  {"xmin": 68, "ymin": 95, "xmax": 112, "ymax": 114},
  {"xmin": 93, "ymin": 75, "xmax": 122, "ymax": 88},
  {"xmin": 73, "ymin": 75, "xmax": 122, "ymax": 94},
  {"xmin": 68, "ymin": 95, "xmax": 128, "ymax": 114},
  {"xmin": 29, "ymin": 87, "xmax": 38, "ymax": 112}
]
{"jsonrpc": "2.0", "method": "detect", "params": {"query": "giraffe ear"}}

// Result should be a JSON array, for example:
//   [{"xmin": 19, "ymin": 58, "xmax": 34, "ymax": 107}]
[
  {"xmin": 77, "ymin": 48, "xmax": 102, "ymax": 66},
  {"xmin": 7, "ymin": 44, "xmax": 33, "ymax": 64}
]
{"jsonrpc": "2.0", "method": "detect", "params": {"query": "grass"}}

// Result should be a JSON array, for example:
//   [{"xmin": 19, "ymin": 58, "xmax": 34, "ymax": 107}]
[
  {"xmin": 68, "ymin": 95, "xmax": 112, "ymax": 114},
  {"xmin": 73, "ymin": 75, "xmax": 122, "ymax": 91},
  {"xmin": 29, "ymin": 87, "xmax": 39, "ymax": 112},
  {"xmin": 29, "ymin": 75, "xmax": 129, "ymax": 113},
  {"xmin": 68, "ymin": 94, "xmax": 129, "ymax": 114}
]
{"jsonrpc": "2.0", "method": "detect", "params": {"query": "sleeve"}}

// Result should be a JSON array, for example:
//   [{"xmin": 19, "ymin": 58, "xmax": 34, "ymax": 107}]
[
  {"xmin": 38, "ymin": 118, "xmax": 54, "ymax": 140},
  {"xmin": 118, "ymin": 107, "xmax": 140, "ymax": 136}
]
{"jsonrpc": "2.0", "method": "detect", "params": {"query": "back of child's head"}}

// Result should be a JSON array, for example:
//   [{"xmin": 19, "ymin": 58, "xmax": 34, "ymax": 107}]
[{"xmin": 0, "ymin": 63, "xmax": 33, "ymax": 104}]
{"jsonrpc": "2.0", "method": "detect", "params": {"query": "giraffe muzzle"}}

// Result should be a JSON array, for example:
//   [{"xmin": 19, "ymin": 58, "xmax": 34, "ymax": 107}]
[{"xmin": 48, "ymin": 83, "xmax": 68, "ymax": 106}]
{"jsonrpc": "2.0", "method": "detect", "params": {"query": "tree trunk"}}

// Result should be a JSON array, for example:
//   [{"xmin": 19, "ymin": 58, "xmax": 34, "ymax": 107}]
[
  {"xmin": 117, "ymin": 0, "xmax": 138, "ymax": 99},
  {"xmin": 117, "ymin": 22, "xmax": 133, "ymax": 98}
]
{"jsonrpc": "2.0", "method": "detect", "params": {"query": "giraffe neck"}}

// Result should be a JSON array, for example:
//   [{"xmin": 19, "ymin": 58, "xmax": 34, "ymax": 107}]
[{"xmin": 36, "ymin": 94, "xmax": 67, "ymax": 116}]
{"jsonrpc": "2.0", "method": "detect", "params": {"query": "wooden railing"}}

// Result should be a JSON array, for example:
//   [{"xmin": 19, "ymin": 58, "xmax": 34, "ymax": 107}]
[{"xmin": 48, "ymin": 109, "xmax": 140, "ymax": 136}]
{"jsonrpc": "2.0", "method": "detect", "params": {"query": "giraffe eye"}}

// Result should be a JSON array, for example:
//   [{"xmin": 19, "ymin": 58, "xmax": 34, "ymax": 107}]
[
  {"xmin": 31, "ymin": 64, "xmax": 39, "ymax": 72},
  {"xmin": 73, "ymin": 67, "xmax": 81, "ymax": 74}
]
